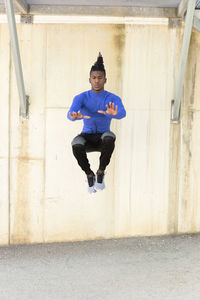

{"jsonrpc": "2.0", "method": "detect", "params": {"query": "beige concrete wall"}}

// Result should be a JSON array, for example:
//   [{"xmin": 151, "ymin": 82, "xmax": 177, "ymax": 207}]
[
  {"xmin": 0, "ymin": 25, "xmax": 9, "ymax": 245},
  {"xmin": 9, "ymin": 25, "xmax": 45, "ymax": 244},
  {"xmin": 0, "ymin": 21, "xmax": 200, "ymax": 244},
  {"xmin": 178, "ymin": 30, "xmax": 200, "ymax": 233}
]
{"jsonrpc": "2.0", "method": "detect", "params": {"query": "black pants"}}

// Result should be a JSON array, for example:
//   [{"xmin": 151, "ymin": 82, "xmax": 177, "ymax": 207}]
[{"xmin": 72, "ymin": 132, "xmax": 116, "ymax": 175}]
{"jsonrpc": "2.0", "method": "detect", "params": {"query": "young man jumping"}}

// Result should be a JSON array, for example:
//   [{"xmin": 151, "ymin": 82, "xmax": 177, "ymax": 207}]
[{"xmin": 67, "ymin": 53, "xmax": 126, "ymax": 193}]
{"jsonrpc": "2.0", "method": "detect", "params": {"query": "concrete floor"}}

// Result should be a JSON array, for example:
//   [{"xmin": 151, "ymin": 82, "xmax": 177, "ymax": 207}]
[{"xmin": 0, "ymin": 234, "xmax": 200, "ymax": 300}]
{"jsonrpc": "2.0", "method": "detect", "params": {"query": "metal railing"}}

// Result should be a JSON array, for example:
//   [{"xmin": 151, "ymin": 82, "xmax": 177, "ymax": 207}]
[
  {"xmin": 171, "ymin": 0, "xmax": 196, "ymax": 122},
  {"xmin": 196, "ymin": 0, "xmax": 200, "ymax": 8},
  {"xmin": 4, "ymin": 0, "xmax": 29, "ymax": 118}
]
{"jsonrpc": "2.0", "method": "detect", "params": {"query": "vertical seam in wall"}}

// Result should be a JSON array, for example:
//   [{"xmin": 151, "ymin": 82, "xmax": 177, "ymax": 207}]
[
  {"xmin": 42, "ymin": 25, "xmax": 47, "ymax": 243},
  {"xmin": 114, "ymin": 23, "xmax": 127, "ymax": 237},
  {"xmin": 112, "ymin": 131, "xmax": 116, "ymax": 237},
  {"xmin": 129, "ymin": 122, "xmax": 134, "ymax": 232},
  {"xmin": 179, "ymin": 118, "xmax": 183, "ymax": 232},
  {"xmin": 8, "ymin": 40, "xmax": 12, "ymax": 245},
  {"xmin": 128, "ymin": 26, "xmax": 133, "ymax": 233}
]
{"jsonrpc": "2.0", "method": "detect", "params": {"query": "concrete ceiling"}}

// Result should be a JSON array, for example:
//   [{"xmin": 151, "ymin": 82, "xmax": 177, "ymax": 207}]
[
  {"xmin": 19, "ymin": 0, "xmax": 182, "ymax": 7},
  {"xmin": 0, "ymin": 0, "xmax": 182, "ymax": 7},
  {"xmin": 0, "ymin": 0, "xmax": 199, "ymax": 16}
]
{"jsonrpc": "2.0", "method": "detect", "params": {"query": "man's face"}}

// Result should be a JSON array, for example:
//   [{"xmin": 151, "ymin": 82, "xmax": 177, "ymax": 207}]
[{"xmin": 89, "ymin": 71, "xmax": 106, "ymax": 93}]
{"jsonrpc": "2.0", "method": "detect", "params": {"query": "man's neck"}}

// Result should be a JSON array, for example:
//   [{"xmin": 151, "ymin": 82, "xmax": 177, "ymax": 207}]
[{"xmin": 91, "ymin": 88, "xmax": 104, "ymax": 93}]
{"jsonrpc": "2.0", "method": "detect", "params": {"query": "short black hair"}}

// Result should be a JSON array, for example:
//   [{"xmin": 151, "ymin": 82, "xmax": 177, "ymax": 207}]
[{"xmin": 90, "ymin": 52, "xmax": 106, "ymax": 76}]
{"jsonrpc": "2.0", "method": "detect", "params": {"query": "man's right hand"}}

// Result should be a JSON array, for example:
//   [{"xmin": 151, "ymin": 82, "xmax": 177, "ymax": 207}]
[{"xmin": 69, "ymin": 111, "xmax": 90, "ymax": 119}]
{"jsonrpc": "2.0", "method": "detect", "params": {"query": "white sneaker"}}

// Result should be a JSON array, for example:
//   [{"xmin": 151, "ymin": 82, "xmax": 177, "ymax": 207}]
[
  {"xmin": 95, "ymin": 173, "xmax": 105, "ymax": 191},
  {"xmin": 87, "ymin": 174, "xmax": 96, "ymax": 194},
  {"xmin": 88, "ymin": 185, "xmax": 97, "ymax": 194}
]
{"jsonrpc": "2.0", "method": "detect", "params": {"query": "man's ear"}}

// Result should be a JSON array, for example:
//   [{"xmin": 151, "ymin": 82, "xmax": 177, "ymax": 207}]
[
  {"xmin": 105, "ymin": 78, "xmax": 107, "ymax": 84},
  {"xmin": 89, "ymin": 78, "xmax": 91, "ymax": 84}
]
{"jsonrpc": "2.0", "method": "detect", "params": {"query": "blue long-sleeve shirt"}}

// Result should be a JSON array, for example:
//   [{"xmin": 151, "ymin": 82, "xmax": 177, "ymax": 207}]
[{"xmin": 67, "ymin": 90, "xmax": 126, "ymax": 134}]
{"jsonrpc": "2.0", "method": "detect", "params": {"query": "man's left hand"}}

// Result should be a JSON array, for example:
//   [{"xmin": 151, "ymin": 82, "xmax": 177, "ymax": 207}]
[{"xmin": 98, "ymin": 102, "xmax": 118, "ymax": 116}]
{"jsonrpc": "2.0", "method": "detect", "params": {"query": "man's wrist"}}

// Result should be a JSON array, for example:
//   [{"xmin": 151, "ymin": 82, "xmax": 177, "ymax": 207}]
[{"xmin": 105, "ymin": 112, "xmax": 114, "ymax": 118}]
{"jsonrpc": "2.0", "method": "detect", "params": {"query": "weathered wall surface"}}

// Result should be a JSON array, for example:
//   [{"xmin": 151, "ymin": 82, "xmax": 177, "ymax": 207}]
[
  {"xmin": 0, "ymin": 25, "xmax": 9, "ymax": 245},
  {"xmin": 178, "ymin": 30, "xmax": 200, "ymax": 233},
  {"xmin": 0, "ymin": 21, "xmax": 200, "ymax": 245}
]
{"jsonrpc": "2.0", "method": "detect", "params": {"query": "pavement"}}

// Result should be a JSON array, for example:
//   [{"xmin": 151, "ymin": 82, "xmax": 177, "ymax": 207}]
[{"xmin": 0, "ymin": 234, "xmax": 200, "ymax": 300}]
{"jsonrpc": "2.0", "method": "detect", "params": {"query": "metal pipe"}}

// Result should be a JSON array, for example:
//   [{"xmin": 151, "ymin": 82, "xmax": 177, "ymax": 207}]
[
  {"xmin": 171, "ymin": 0, "xmax": 196, "ymax": 123},
  {"xmin": 4, "ymin": 0, "xmax": 28, "ymax": 118}
]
